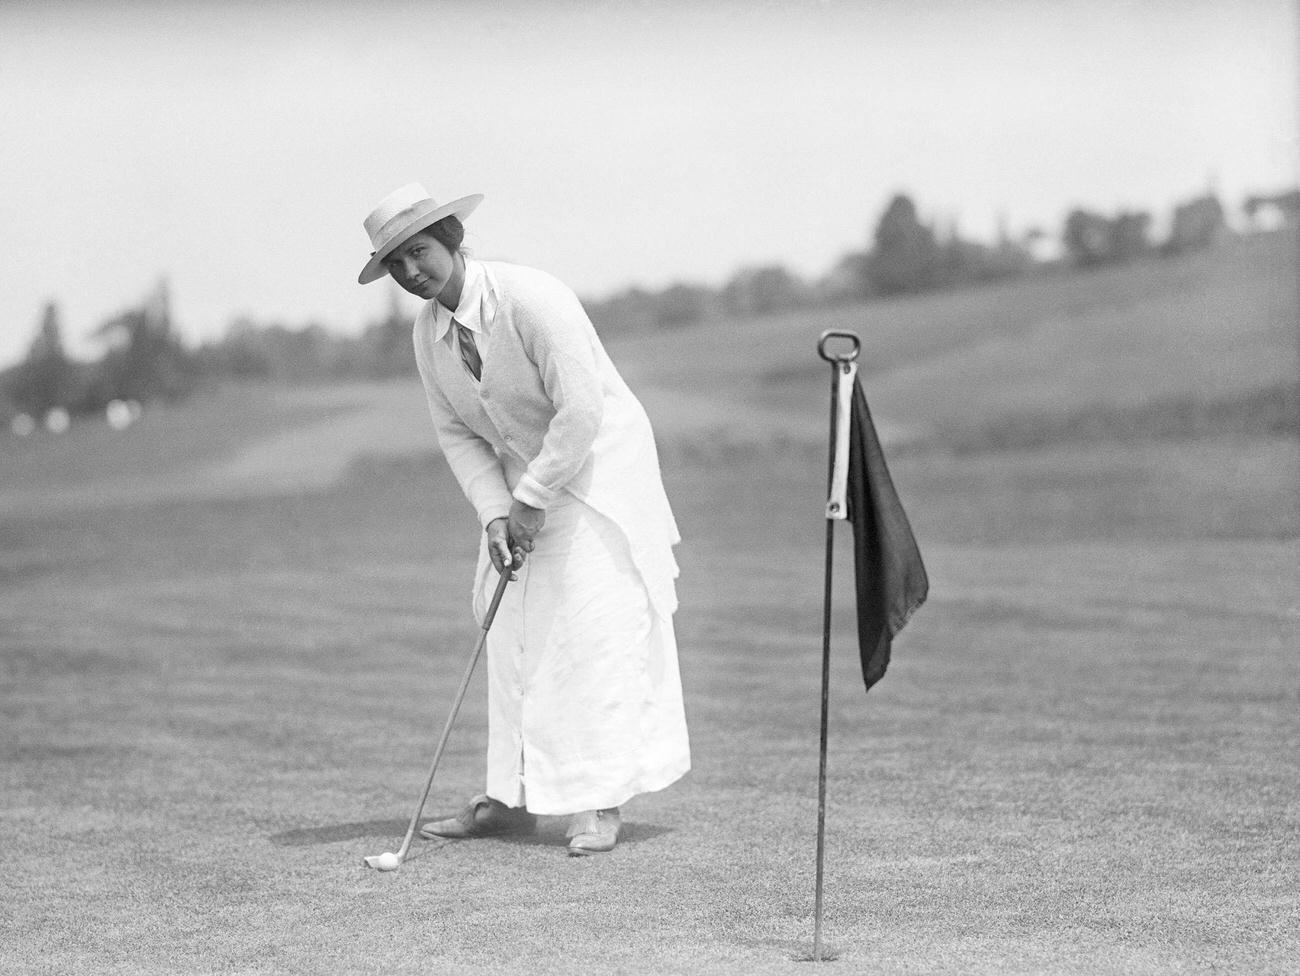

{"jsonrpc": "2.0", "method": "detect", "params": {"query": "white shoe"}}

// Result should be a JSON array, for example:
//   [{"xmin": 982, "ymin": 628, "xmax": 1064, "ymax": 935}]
[{"xmin": 566, "ymin": 807, "xmax": 620, "ymax": 856}]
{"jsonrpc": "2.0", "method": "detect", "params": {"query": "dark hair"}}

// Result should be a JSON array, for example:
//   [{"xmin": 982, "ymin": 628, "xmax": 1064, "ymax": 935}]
[{"xmin": 416, "ymin": 214, "xmax": 465, "ymax": 253}]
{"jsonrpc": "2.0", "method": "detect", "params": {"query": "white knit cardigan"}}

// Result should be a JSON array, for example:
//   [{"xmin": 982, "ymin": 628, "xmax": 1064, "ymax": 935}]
[{"xmin": 412, "ymin": 260, "xmax": 681, "ymax": 619}]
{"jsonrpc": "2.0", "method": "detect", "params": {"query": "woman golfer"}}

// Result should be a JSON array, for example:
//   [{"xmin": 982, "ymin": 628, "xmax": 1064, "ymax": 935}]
[{"xmin": 357, "ymin": 183, "xmax": 690, "ymax": 855}]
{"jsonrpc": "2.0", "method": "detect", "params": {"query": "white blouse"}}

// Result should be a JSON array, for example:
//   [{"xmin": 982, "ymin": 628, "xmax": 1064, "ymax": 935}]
[{"xmin": 412, "ymin": 258, "xmax": 681, "ymax": 620}]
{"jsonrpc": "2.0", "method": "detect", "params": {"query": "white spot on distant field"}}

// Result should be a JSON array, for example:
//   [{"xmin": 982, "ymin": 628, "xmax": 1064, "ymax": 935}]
[
  {"xmin": 10, "ymin": 413, "xmax": 36, "ymax": 437},
  {"xmin": 44, "ymin": 408, "xmax": 70, "ymax": 433},
  {"xmin": 106, "ymin": 399, "xmax": 134, "ymax": 430}
]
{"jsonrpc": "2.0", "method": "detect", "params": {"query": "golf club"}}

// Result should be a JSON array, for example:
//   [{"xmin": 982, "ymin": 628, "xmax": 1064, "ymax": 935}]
[{"xmin": 363, "ymin": 563, "xmax": 513, "ymax": 872}]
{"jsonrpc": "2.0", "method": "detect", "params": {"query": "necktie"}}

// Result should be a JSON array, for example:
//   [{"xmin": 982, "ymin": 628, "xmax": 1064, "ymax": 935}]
[{"xmin": 456, "ymin": 322, "xmax": 482, "ymax": 381}]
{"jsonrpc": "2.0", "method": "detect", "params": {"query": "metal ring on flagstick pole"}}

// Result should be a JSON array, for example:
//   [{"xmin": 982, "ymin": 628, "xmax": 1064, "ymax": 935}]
[{"xmin": 817, "ymin": 330, "xmax": 861, "ymax": 363}]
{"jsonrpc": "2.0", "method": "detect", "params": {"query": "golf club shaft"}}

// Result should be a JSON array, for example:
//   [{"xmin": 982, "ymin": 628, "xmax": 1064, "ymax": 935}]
[{"xmin": 393, "ymin": 567, "xmax": 512, "ymax": 860}]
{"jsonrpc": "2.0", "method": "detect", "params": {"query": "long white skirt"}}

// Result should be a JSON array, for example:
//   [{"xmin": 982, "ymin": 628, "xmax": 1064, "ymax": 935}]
[{"xmin": 472, "ymin": 494, "xmax": 691, "ymax": 816}]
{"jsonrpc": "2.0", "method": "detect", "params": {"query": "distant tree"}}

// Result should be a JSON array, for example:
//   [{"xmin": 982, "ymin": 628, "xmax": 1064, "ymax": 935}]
[
  {"xmin": 1164, "ymin": 194, "xmax": 1226, "ymax": 254},
  {"xmin": 1109, "ymin": 211, "xmax": 1152, "ymax": 262},
  {"xmin": 866, "ymin": 194, "xmax": 941, "ymax": 295},
  {"xmin": 583, "ymin": 286, "xmax": 658, "ymax": 334},
  {"xmin": 939, "ymin": 237, "xmax": 1036, "ymax": 286},
  {"xmin": 198, "ymin": 317, "xmax": 274, "ymax": 379},
  {"xmin": 1020, "ymin": 226, "xmax": 1063, "ymax": 265},
  {"xmin": 1063, "ymin": 207, "xmax": 1153, "ymax": 267},
  {"xmin": 1063, "ymin": 208, "xmax": 1114, "ymax": 267},
  {"xmin": 992, "ymin": 236, "xmax": 1037, "ymax": 278},
  {"xmin": 196, "ymin": 316, "xmax": 356, "ymax": 383},
  {"xmin": 3, "ymin": 301, "xmax": 80, "ymax": 415},
  {"xmin": 88, "ymin": 278, "xmax": 195, "ymax": 406},
  {"xmin": 358, "ymin": 293, "xmax": 417, "ymax": 378},
  {"xmin": 1243, "ymin": 188, "xmax": 1300, "ymax": 230},
  {"xmin": 653, "ymin": 282, "xmax": 712, "ymax": 327},
  {"xmin": 817, "ymin": 252, "xmax": 871, "ymax": 304},
  {"xmin": 721, "ymin": 264, "xmax": 808, "ymax": 317}
]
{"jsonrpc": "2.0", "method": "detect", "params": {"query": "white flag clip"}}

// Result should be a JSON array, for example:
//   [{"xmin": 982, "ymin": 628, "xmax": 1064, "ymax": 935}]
[{"xmin": 825, "ymin": 360, "xmax": 857, "ymax": 520}]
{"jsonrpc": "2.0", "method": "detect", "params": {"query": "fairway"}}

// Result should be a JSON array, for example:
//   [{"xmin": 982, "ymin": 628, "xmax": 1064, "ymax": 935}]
[{"xmin": 2, "ymin": 233, "xmax": 1297, "ymax": 974}]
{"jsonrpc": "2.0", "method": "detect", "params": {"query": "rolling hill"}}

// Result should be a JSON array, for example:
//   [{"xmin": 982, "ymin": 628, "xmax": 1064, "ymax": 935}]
[
  {"xmin": 611, "ymin": 227, "xmax": 1297, "ymax": 452},
  {"xmin": 1, "ymin": 228, "xmax": 1294, "ymax": 536}
]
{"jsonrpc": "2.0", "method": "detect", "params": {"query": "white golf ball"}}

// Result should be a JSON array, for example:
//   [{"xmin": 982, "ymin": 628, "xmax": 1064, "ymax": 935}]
[{"xmin": 375, "ymin": 852, "xmax": 400, "ymax": 871}]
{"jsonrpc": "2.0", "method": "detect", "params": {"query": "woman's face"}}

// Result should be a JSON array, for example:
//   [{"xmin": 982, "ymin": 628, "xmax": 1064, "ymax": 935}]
[{"xmin": 383, "ymin": 230, "xmax": 456, "ymax": 301}]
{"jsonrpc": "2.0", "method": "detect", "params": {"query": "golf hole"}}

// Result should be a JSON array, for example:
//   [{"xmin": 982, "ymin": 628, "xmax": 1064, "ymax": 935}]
[{"xmin": 792, "ymin": 944, "xmax": 841, "ymax": 962}]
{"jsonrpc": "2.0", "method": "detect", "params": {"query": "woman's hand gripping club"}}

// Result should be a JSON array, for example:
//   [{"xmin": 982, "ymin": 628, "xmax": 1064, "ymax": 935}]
[{"xmin": 487, "ymin": 500, "xmax": 546, "ymax": 578}]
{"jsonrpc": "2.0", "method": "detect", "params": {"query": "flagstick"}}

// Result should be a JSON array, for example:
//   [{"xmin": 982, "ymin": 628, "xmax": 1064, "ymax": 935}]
[
  {"xmin": 814, "ymin": 361, "xmax": 841, "ymax": 963},
  {"xmin": 814, "ymin": 511, "xmax": 834, "ymax": 962},
  {"xmin": 813, "ymin": 331, "xmax": 860, "ymax": 963}
]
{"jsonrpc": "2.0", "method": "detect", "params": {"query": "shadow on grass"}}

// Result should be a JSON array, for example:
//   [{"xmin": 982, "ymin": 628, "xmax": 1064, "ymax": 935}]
[
  {"xmin": 270, "ymin": 818, "xmax": 674, "ymax": 852},
  {"xmin": 268, "ymin": 819, "xmax": 408, "ymax": 846},
  {"xmin": 495, "ymin": 819, "xmax": 676, "ymax": 849}
]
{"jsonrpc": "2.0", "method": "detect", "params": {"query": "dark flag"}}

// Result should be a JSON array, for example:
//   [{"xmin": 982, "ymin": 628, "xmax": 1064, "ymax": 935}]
[{"xmin": 844, "ymin": 378, "xmax": 928, "ymax": 691}]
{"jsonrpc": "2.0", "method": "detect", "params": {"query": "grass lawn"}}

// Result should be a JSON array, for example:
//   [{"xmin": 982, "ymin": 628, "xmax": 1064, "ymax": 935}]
[{"xmin": 1, "ymin": 232, "xmax": 1297, "ymax": 974}]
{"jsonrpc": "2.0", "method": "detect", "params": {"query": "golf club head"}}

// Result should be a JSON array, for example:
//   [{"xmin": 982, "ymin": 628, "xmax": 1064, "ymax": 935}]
[{"xmin": 362, "ymin": 852, "xmax": 401, "ymax": 871}]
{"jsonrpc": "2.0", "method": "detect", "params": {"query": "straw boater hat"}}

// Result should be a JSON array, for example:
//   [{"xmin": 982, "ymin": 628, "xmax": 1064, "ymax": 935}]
[{"xmin": 357, "ymin": 183, "xmax": 483, "ymax": 284}]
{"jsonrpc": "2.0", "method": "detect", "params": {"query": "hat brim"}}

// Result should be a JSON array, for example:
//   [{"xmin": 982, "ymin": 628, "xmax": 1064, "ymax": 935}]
[{"xmin": 357, "ymin": 193, "xmax": 483, "ymax": 284}]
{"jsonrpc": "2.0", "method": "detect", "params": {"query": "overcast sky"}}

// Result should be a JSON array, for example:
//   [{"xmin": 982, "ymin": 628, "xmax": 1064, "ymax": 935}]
[{"xmin": 1, "ymin": 0, "xmax": 1295, "ymax": 366}]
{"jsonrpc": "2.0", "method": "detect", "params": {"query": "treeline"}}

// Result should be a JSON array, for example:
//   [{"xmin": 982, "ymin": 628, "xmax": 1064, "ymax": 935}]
[
  {"xmin": 3, "ymin": 186, "xmax": 1294, "ymax": 426},
  {"xmin": 583, "ymin": 188, "xmax": 1293, "ymax": 330},
  {"xmin": 193, "ymin": 300, "xmax": 416, "ymax": 383},
  {"xmin": 0, "ymin": 287, "xmax": 421, "ymax": 423},
  {"xmin": 3, "ymin": 282, "xmax": 195, "ymax": 423},
  {"xmin": 581, "ymin": 194, "xmax": 1040, "ymax": 333}
]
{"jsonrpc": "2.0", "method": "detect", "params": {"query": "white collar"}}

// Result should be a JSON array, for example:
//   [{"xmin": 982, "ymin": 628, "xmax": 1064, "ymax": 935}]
[{"xmin": 431, "ymin": 258, "xmax": 493, "ymax": 342}]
